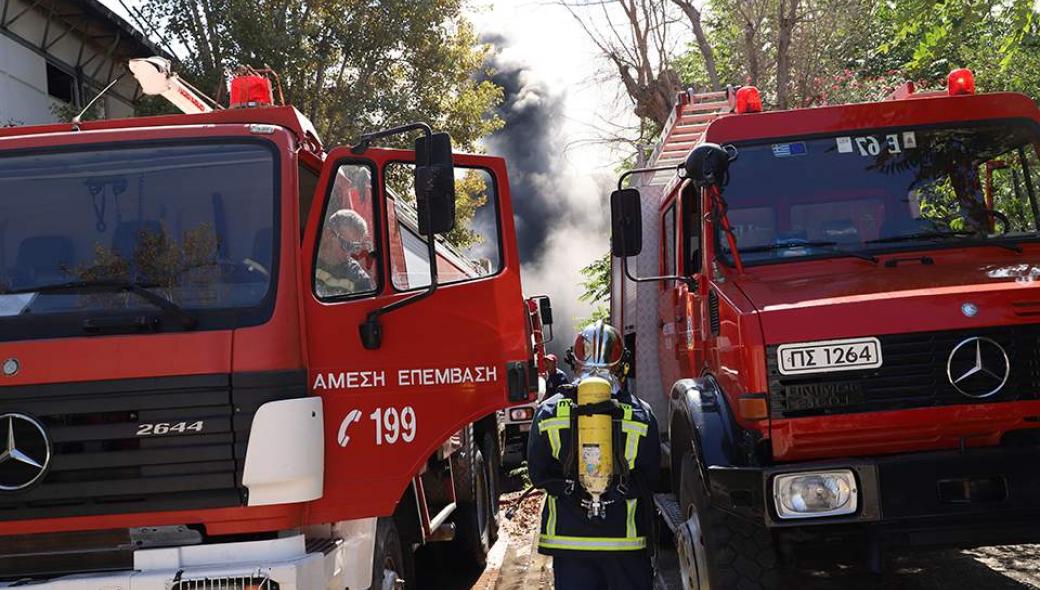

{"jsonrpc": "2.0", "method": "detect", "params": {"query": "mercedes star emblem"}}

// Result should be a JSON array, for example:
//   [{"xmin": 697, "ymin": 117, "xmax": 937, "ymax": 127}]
[
  {"xmin": 1, "ymin": 359, "xmax": 17, "ymax": 376},
  {"xmin": 946, "ymin": 337, "xmax": 1010, "ymax": 398},
  {"xmin": 961, "ymin": 302, "xmax": 979, "ymax": 318},
  {"xmin": 0, "ymin": 414, "xmax": 50, "ymax": 491}
]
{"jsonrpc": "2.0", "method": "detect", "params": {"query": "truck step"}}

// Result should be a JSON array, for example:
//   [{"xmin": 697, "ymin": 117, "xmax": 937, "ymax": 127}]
[{"xmin": 654, "ymin": 493, "xmax": 684, "ymax": 535}]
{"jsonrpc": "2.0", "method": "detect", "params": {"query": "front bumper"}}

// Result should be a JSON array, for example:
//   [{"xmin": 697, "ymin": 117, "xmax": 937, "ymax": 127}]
[
  {"xmin": 0, "ymin": 534, "xmax": 351, "ymax": 590},
  {"xmin": 711, "ymin": 444, "xmax": 1040, "ymax": 549}
]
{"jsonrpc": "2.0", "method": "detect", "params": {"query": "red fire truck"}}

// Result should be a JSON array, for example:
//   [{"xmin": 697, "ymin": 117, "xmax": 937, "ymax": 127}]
[
  {"xmin": 610, "ymin": 70, "xmax": 1040, "ymax": 587},
  {"xmin": 0, "ymin": 58, "xmax": 542, "ymax": 589},
  {"xmin": 499, "ymin": 296, "xmax": 553, "ymax": 469}
]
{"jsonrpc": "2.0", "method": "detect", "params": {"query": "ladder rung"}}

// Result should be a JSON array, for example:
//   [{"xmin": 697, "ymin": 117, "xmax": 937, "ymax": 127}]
[
  {"xmin": 675, "ymin": 112, "xmax": 721, "ymax": 124},
  {"xmin": 685, "ymin": 101, "xmax": 730, "ymax": 112}
]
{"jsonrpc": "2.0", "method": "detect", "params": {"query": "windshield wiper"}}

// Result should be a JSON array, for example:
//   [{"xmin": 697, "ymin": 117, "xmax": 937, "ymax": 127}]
[
  {"xmin": 865, "ymin": 231, "xmax": 1023, "ymax": 253},
  {"xmin": 738, "ymin": 241, "xmax": 879, "ymax": 263},
  {"xmin": 0, "ymin": 280, "xmax": 197, "ymax": 329}
]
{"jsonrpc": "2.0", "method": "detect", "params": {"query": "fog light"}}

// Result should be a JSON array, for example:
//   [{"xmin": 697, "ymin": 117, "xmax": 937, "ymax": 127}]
[
  {"xmin": 773, "ymin": 470, "xmax": 857, "ymax": 519},
  {"xmin": 509, "ymin": 407, "xmax": 534, "ymax": 421}
]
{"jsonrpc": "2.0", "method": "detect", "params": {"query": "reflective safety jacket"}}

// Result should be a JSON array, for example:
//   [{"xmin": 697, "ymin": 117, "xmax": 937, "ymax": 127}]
[{"xmin": 527, "ymin": 385, "xmax": 660, "ymax": 557}]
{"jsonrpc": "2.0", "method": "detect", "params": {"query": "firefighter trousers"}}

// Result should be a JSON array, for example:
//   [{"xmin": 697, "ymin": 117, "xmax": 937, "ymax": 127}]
[{"xmin": 552, "ymin": 551, "xmax": 653, "ymax": 590}]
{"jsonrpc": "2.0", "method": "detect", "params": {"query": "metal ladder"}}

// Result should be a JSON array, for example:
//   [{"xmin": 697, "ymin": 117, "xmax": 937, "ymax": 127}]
[{"xmin": 644, "ymin": 89, "xmax": 731, "ymax": 187}]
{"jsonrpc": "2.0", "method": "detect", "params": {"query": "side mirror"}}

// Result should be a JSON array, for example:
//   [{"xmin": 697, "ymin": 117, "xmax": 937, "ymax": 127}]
[
  {"xmin": 414, "ymin": 132, "xmax": 456, "ymax": 235},
  {"xmin": 610, "ymin": 188, "xmax": 642, "ymax": 257},
  {"xmin": 538, "ymin": 296, "xmax": 554, "ymax": 326}
]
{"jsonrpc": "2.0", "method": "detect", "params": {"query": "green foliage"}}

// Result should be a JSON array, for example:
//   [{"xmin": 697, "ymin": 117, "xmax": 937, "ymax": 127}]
[
  {"xmin": 670, "ymin": 1, "xmax": 1040, "ymax": 113},
  {"xmin": 140, "ymin": 0, "xmax": 504, "ymax": 150},
  {"xmin": 140, "ymin": 0, "xmax": 505, "ymax": 251},
  {"xmin": 577, "ymin": 252, "xmax": 611, "ymax": 329},
  {"xmin": 579, "ymin": 253, "xmax": 611, "ymax": 304}
]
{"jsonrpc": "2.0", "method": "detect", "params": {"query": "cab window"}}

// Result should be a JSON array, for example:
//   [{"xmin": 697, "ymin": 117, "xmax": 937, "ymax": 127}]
[
  {"xmin": 313, "ymin": 163, "xmax": 380, "ymax": 300},
  {"xmin": 384, "ymin": 164, "xmax": 501, "ymax": 291},
  {"xmin": 682, "ymin": 184, "xmax": 701, "ymax": 275},
  {"xmin": 663, "ymin": 202, "xmax": 677, "ymax": 276}
]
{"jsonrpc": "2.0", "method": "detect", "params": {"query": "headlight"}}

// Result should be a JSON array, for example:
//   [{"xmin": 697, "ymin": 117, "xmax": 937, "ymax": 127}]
[
  {"xmin": 773, "ymin": 470, "xmax": 858, "ymax": 519},
  {"xmin": 509, "ymin": 407, "xmax": 534, "ymax": 421}
]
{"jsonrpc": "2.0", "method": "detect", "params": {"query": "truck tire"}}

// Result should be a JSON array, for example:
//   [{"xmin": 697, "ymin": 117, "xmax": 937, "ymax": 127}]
[
  {"xmin": 451, "ymin": 440, "xmax": 493, "ymax": 567},
  {"xmin": 679, "ymin": 453, "xmax": 781, "ymax": 590},
  {"xmin": 371, "ymin": 517, "xmax": 412, "ymax": 590},
  {"xmin": 480, "ymin": 430, "xmax": 501, "ymax": 543}
]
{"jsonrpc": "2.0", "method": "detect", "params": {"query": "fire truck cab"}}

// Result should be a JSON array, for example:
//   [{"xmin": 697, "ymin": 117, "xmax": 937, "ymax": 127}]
[
  {"xmin": 611, "ymin": 71, "xmax": 1040, "ymax": 587},
  {"xmin": 0, "ymin": 63, "xmax": 535, "ymax": 589}
]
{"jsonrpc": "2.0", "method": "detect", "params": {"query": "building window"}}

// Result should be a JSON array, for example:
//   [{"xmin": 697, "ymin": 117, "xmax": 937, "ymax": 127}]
[{"xmin": 46, "ymin": 63, "xmax": 76, "ymax": 104}]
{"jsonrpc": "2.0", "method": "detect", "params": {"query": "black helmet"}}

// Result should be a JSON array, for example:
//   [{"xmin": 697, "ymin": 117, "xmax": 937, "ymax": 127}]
[{"xmin": 684, "ymin": 142, "xmax": 732, "ymax": 188}]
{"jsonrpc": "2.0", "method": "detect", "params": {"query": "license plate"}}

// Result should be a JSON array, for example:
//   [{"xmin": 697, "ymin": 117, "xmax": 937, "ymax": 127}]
[{"xmin": 777, "ymin": 337, "xmax": 882, "ymax": 376}]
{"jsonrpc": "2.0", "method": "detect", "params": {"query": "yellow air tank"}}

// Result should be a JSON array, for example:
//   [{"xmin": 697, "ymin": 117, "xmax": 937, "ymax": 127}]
[{"xmin": 577, "ymin": 375, "xmax": 613, "ymax": 499}]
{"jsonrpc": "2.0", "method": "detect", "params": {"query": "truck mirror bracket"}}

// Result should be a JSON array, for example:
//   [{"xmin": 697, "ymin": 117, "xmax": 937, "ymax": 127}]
[{"xmin": 350, "ymin": 121, "xmax": 446, "ymax": 350}]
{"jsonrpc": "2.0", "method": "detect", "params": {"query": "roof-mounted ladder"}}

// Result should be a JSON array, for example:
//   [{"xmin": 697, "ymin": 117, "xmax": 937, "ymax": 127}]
[{"xmin": 643, "ymin": 88, "xmax": 731, "ymax": 186}]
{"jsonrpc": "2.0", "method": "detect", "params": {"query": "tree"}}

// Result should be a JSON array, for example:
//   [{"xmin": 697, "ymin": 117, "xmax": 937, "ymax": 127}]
[
  {"xmin": 670, "ymin": 0, "xmax": 721, "ymax": 90},
  {"xmin": 560, "ymin": 0, "xmax": 684, "ymax": 132},
  {"xmin": 578, "ymin": 252, "xmax": 611, "ymax": 329},
  {"xmin": 140, "ymin": 0, "xmax": 503, "ymax": 151}
]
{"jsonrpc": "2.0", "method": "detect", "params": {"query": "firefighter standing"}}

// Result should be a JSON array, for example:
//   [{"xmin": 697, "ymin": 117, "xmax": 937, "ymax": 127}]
[
  {"xmin": 545, "ymin": 353, "xmax": 570, "ymax": 398},
  {"xmin": 528, "ymin": 321, "xmax": 660, "ymax": 590}
]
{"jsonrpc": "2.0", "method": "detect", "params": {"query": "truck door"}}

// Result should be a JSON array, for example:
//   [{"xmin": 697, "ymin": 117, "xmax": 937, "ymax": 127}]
[
  {"xmin": 679, "ymin": 184, "xmax": 704, "ymax": 375},
  {"xmin": 658, "ymin": 196, "xmax": 681, "ymax": 390},
  {"xmin": 301, "ymin": 147, "xmax": 528, "ymax": 522}
]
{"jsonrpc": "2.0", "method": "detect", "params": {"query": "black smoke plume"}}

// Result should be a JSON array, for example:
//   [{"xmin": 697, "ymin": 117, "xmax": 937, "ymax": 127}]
[{"xmin": 481, "ymin": 34, "xmax": 613, "ymax": 359}]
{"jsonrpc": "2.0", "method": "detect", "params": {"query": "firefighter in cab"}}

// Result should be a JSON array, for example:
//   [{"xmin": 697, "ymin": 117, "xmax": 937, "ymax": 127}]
[{"xmin": 528, "ymin": 321, "xmax": 660, "ymax": 590}]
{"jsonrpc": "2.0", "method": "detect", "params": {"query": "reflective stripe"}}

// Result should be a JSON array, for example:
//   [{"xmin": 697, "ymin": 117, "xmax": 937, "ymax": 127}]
[
  {"xmin": 547, "ymin": 429, "xmax": 562, "ymax": 459},
  {"xmin": 538, "ymin": 534, "xmax": 647, "ymax": 551},
  {"xmin": 626, "ymin": 498, "xmax": 638, "ymax": 539},
  {"xmin": 543, "ymin": 400, "xmax": 573, "ymax": 460},
  {"xmin": 621, "ymin": 422, "xmax": 649, "ymax": 436},
  {"xmin": 547, "ymin": 496, "xmax": 558, "ymax": 536},
  {"xmin": 557, "ymin": 399, "xmax": 572, "ymax": 418},
  {"xmin": 539, "ymin": 417, "xmax": 570, "ymax": 432},
  {"xmin": 621, "ymin": 420, "xmax": 648, "ymax": 469}
]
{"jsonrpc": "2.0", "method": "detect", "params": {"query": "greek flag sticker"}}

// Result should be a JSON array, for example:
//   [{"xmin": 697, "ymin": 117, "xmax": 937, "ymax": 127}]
[{"xmin": 772, "ymin": 142, "xmax": 807, "ymax": 157}]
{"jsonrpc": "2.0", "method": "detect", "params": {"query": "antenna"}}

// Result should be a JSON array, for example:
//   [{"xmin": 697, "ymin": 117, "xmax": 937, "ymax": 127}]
[{"xmin": 71, "ymin": 74, "xmax": 125, "ymax": 131}]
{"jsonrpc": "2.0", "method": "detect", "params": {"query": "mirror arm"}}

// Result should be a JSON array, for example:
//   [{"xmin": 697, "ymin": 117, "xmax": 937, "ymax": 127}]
[
  {"xmin": 351, "ymin": 122, "xmax": 432, "ymax": 154},
  {"xmin": 621, "ymin": 253, "xmax": 695, "ymax": 289},
  {"xmin": 356, "ymin": 122, "xmax": 439, "ymax": 350},
  {"xmin": 617, "ymin": 164, "xmax": 683, "ymax": 191}
]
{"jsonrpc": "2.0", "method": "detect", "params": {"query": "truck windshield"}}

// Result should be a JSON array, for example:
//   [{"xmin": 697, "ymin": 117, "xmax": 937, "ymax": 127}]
[
  {"xmin": 718, "ymin": 121, "xmax": 1040, "ymax": 265},
  {"xmin": 0, "ymin": 141, "xmax": 276, "ymax": 335}
]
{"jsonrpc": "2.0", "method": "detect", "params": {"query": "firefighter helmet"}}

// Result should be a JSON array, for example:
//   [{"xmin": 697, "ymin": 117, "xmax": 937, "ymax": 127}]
[
  {"xmin": 573, "ymin": 321, "xmax": 624, "ymax": 371},
  {"xmin": 685, "ymin": 142, "xmax": 733, "ymax": 188}
]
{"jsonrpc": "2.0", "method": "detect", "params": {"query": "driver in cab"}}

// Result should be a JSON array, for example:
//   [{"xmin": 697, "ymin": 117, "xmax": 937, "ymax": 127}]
[{"xmin": 316, "ymin": 209, "xmax": 375, "ymax": 298}]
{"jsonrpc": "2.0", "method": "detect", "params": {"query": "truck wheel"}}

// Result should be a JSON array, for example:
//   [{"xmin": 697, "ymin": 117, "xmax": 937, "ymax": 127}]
[
  {"xmin": 480, "ymin": 431, "xmax": 501, "ymax": 543},
  {"xmin": 371, "ymin": 517, "xmax": 412, "ymax": 590},
  {"xmin": 679, "ymin": 454, "xmax": 781, "ymax": 590},
  {"xmin": 452, "ymin": 443, "xmax": 493, "ymax": 567}
]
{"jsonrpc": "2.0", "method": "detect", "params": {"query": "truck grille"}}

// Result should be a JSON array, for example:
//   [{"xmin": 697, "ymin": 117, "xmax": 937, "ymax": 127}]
[
  {"xmin": 767, "ymin": 325, "xmax": 1040, "ymax": 418},
  {"xmin": 0, "ymin": 371, "xmax": 305, "ymax": 521}
]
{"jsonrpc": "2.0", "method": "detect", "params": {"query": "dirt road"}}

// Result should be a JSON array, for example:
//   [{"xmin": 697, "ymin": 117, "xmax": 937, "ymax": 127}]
[{"xmin": 460, "ymin": 491, "xmax": 1040, "ymax": 590}]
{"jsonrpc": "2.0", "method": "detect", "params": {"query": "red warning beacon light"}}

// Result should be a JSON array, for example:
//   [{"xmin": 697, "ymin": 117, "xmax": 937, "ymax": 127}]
[
  {"xmin": 230, "ymin": 74, "xmax": 274, "ymax": 108},
  {"xmin": 947, "ymin": 68, "xmax": 976, "ymax": 96},
  {"xmin": 735, "ymin": 86, "xmax": 763, "ymax": 114}
]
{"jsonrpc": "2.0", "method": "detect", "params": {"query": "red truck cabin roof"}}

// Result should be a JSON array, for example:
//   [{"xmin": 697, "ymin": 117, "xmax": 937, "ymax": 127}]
[
  {"xmin": 0, "ymin": 106, "xmax": 324, "ymax": 153},
  {"xmin": 703, "ymin": 92, "xmax": 1039, "ymax": 146}
]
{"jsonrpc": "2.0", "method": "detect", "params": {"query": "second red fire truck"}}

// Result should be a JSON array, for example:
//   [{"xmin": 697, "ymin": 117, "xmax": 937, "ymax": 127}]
[{"xmin": 612, "ymin": 70, "xmax": 1040, "ymax": 587}]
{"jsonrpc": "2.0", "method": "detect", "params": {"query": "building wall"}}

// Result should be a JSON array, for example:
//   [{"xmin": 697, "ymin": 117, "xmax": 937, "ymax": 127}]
[{"xmin": 0, "ymin": 0, "xmax": 140, "ymax": 127}]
